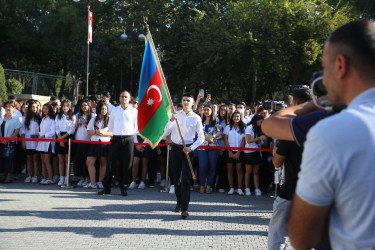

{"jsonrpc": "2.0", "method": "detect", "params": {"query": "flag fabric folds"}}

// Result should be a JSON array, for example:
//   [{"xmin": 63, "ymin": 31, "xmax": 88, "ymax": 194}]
[{"xmin": 137, "ymin": 37, "xmax": 171, "ymax": 148}]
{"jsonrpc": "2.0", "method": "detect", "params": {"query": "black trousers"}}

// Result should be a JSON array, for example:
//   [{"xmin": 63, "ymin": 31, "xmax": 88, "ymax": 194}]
[
  {"xmin": 102, "ymin": 135, "xmax": 134, "ymax": 191},
  {"xmin": 171, "ymin": 145, "xmax": 193, "ymax": 211}
]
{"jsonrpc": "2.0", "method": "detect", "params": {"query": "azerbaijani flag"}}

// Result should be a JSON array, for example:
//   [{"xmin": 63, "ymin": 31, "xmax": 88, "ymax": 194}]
[{"xmin": 137, "ymin": 37, "xmax": 171, "ymax": 148}]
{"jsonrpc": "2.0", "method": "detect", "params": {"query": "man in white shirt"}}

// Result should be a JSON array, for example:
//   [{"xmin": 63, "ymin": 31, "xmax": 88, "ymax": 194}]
[
  {"xmin": 98, "ymin": 90, "xmax": 138, "ymax": 196},
  {"xmin": 288, "ymin": 20, "xmax": 375, "ymax": 249},
  {"xmin": 165, "ymin": 93, "xmax": 204, "ymax": 219}
]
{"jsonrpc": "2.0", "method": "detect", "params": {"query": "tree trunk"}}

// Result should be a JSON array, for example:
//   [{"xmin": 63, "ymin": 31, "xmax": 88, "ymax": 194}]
[{"xmin": 250, "ymin": 69, "xmax": 257, "ymax": 102}]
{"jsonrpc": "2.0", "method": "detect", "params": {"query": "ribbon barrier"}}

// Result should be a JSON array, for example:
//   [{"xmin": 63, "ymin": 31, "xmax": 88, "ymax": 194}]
[{"xmin": 0, "ymin": 137, "xmax": 273, "ymax": 152}]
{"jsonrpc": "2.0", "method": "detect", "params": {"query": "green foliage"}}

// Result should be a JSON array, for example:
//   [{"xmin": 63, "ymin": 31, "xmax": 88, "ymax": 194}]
[
  {"xmin": 0, "ymin": 64, "xmax": 8, "ymax": 101},
  {"xmin": 0, "ymin": 0, "xmax": 363, "ymax": 102},
  {"xmin": 5, "ymin": 78, "xmax": 24, "ymax": 94}
]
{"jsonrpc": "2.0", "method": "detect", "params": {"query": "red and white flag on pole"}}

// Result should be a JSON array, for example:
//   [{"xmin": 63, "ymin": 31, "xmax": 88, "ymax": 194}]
[{"xmin": 88, "ymin": 11, "xmax": 93, "ymax": 43}]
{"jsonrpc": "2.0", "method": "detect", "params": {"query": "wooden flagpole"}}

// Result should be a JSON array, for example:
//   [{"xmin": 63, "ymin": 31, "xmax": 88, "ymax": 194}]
[{"xmin": 145, "ymin": 24, "xmax": 196, "ymax": 180}]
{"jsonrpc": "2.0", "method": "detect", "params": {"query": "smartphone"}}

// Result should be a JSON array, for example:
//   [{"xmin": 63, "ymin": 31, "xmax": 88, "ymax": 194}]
[
  {"xmin": 199, "ymin": 89, "xmax": 204, "ymax": 98},
  {"xmin": 207, "ymin": 94, "xmax": 211, "ymax": 99}
]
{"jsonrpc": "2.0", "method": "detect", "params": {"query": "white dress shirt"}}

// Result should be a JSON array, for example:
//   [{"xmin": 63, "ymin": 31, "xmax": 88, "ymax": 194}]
[
  {"xmin": 108, "ymin": 105, "xmax": 138, "ymax": 136},
  {"xmin": 55, "ymin": 114, "xmax": 76, "ymax": 135},
  {"xmin": 164, "ymin": 110, "xmax": 204, "ymax": 151},
  {"xmin": 36, "ymin": 117, "xmax": 56, "ymax": 153},
  {"xmin": 107, "ymin": 103, "xmax": 115, "ymax": 114},
  {"xmin": 87, "ymin": 117, "xmax": 111, "ymax": 142},
  {"xmin": 223, "ymin": 125, "xmax": 245, "ymax": 151},
  {"xmin": 21, "ymin": 118, "xmax": 40, "ymax": 150}
]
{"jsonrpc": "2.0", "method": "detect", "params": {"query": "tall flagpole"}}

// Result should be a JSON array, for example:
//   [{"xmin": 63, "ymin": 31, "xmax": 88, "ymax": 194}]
[{"xmin": 145, "ymin": 24, "xmax": 196, "ymax": 180}]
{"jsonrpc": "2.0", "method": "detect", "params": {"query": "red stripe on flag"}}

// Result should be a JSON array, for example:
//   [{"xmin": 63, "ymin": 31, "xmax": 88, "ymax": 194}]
[{"xmin": 138, "ymin": 66, "xmax": 163, "ymax": 132}]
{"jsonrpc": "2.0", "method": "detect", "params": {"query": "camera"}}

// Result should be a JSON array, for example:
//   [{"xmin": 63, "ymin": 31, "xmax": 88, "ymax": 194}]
[{"xmin": 263, "ymin": 101, "xmax": 287, "ymax": 111}]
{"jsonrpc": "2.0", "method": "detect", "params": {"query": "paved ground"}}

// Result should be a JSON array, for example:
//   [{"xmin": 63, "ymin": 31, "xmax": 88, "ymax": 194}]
[{"xmin": 0, "ymin": 178, "xmax": 273, "ymax": 249}]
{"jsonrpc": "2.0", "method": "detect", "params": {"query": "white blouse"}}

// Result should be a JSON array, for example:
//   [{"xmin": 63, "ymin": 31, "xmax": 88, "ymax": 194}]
[
  {"xmin": 244, "ymin": 125, "xmax": 258, "ymax": 153},
  {"xmin": 36, "ymin": 117, "xmax": 56, "ymax": 153},
  {"xmin": 87, "ymin": 117, "xmax": 111, "ymax": 142},
  {"xmin": 75, "ymin": 114, "xmax": 91, "ymax": 141},
  {"xmin": 223, "ymin": 125, "xmax": 245, "ymax": 151},
  {"xmin": 21, "ymin": 118, "xmax": 40, "ymax": 150},
  {"xmin": 55, "ymin": 114, "xmax": 76, "ymax": 135}
]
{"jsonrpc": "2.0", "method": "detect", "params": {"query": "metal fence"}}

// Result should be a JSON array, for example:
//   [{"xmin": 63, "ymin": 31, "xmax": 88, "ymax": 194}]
[{"xmin": 4, "ymin": 69, "xmax": 78, "ymax": 102}]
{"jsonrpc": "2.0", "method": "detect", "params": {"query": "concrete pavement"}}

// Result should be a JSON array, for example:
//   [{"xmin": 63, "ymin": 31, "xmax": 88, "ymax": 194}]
[{"xmin": 0, "ymin": 179, "xmax": 273, "ymax": 249}]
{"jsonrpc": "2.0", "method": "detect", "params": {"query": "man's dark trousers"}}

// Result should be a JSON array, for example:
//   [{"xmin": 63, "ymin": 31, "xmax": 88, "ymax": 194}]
[
  {"xmin": 171, "ymin": 145, "xmax": 193, "ymax": 212},
  {"xmin": 103, "ymin": 135, "xmax": 134, "ymax": 192}
]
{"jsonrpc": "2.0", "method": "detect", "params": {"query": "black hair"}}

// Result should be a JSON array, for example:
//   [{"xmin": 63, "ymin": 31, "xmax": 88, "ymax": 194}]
[
  {"xmin": 24, "ymin": 100, "xmax": 41, "ymax": 130},
  {"xmin": 249, "ymin": 115, "xmax": 264, "ymax": 138},
  {"xmin": 229, "ymin": 110, "xmax": 245, "ymax": 134},
  {"xmin": 94, "ymin": 102, "xmax": 109, "ymax": 129},
  {"xmin": 292, "ymin": 88, "xmax": 312, "ymax": 105},
  {"xmin": 236, "ymin": 102, "xmax": 246, "ymax": 107},
  {"xmin": 202, "ymin": 104, "xmax": 216, "ymax": 127},
  {"xmin": 7, "ymin": 95, "xmax": 16, "ymax": 101},
  {"xmin": 327, "ymin": 20, "xmax": 375, "ymax": 81},
  {"xmin": 218, "ymin": 104, "xmax": 228, "ymax": 123},
  {"xmin": 77, "ymin": 99, "xmax": 92, "ymax": 124},
  {"xmin": 50, "ymin": 96, "xmax": 60, "ymax": 101},
  {"xmin": 42, "ymin": 103, "xmax": 55, "ymax": 119},
  {"xmin": 182, "ymin": 92, "xmax": 195, "ymax": 99},
  {"xmin": 101, "ymin": 91, "xmax": 111, "ymax": 99},
  {"xmin": 88, "ymin": 94, "xmax": 99, "ymax": 102}
]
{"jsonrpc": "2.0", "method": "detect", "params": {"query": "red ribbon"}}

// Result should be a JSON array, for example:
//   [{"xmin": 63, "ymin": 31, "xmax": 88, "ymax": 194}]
[{"xmin": 0, "ymin": 137, "xmax": 272, "ymax": 152}]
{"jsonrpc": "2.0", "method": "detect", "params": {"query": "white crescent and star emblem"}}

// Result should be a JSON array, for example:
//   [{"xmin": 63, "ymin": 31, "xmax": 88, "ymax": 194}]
[{"xmin": 146, "ymin": 85, "xmax": 162, "ymax": 106}]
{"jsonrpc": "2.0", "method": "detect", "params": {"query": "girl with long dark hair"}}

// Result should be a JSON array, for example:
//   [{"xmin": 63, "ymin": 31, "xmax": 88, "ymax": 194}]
[
  {"xmin": 198, "ymin": 104, "xmax": 222, "ymax": 194},
  {"xmin": 35, "ymin": 103, "xmax": 56, "ymax": 184},
  {"xmin": 244, "ymin": 115, "xmax": 266, "ymax": 196},
  {"xmin": 74, "ymin": 99, "xmax": 92, "ymax": 186},
  {"xmin": 21, "ymin": 100, "xmax": 41, "ymax": 183},
  {"xmin": 85, "ymin": 102, "xmax": 111, "ymax": 189},
  {"xmin": 223, "ymin": 110, "xmax": 246, "ymax": 195},
  {"xmin": 55, "ymin": 100, "xmax": 76, "ymax": 186}
]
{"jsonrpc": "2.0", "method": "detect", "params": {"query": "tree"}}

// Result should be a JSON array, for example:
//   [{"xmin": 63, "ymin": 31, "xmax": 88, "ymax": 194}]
[
  {"xmin": 0, "ymin": 64, "xmax": 8, "ymax": 101},
  {"xmin": 5, "ymin": 78, "xmax": 23, "ymax": 94}
]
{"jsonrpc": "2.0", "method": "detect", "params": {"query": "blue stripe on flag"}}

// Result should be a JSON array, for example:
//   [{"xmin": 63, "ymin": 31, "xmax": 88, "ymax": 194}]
[{"xmin": 138, "ymin": 40, "xmax": 157, "ymax": 103}]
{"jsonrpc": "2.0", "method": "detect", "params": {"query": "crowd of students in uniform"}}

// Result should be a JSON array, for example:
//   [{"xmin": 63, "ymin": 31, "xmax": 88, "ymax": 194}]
[{"xmin": 0, "ymin": 92, "xmax": 275, "ymax": 196}]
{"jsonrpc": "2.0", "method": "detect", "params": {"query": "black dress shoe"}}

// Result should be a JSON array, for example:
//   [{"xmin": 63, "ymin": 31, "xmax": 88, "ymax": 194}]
[
  {"xmin": 2, "ymin": 180, "xmax": 13, "ymax": 184},
  {"xmin": 97, "ymin": 189, "xmax": 111, "ymax": 195},
  {"xmin": 120, "ymin": 189, "xmax": 128, "ymax": 196},
  {"xmin": 181, "ymin": 211, "xmax": 189, "ymax": 219},
  {"xmin": 174, "ymin": 204, "xmax": 181, "ymax": 212}
]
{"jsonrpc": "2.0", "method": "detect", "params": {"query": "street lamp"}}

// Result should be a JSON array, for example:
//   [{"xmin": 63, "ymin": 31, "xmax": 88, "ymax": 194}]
[
  {"xmin": 73, "ymin": 0, "xmax": 106, "ymax": 97},
  {"xmin": 120, "ymin": 24, "xmax": 145, "ymax": 96}
]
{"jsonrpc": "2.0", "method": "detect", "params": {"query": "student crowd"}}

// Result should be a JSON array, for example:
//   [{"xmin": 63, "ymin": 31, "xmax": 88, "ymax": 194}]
[{"xmin": 0, "ymin": 92, "xmax": 275, "ymax": 197}]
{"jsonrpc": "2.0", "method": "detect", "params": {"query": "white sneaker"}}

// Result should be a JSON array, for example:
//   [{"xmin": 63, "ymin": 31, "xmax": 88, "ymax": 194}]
[
  {"xmin": 138, "ymin": 181, "xmax": 146, "ymax": 189},
  {"xmin": 255, "ymin": 188, "xmax": 262, "ymax": 196},
  {"xmin": 53, "ymin": 176, "xmax": 59, "ymax": 184},
  {"xmin": 63, "ymin": 176, "xmax": 68, "ymax": 185},
  {"xmin": 228, "ymin": 188, "xmax": 235, "ymax": 195},
  {"xmin": 245, "ymin": 188, "xmax": 251, "ymax": 196},
  {"xmin": 39, "ymin": 179, "xmax": 47, "ymax": 184},
  {"xmin": 43, "ymin": 179, "xmax": 54, "ymax": 185},
  {"xmin": 97, "ymin": 182, "xmax": 104, "ymax": 189},
  {"xmin": 24, "ymin": 176, "xmax": 32, "ymax": 183},
  {"xmin": 237, "ymin": 189, "xmax": 244, "ymax": 196},
  {"xmin": 169, "ymin": 185, "xmax": 175, "ymax": 194},
  {"xmin": 31, "ymin": 176, "xmax": 38, "ymax": 184},
  {"xmin": 83, "ymin": 183, "xmax": 98, "ymax": 189},
  {"xmin": 57, "ymin": 176, "xmax": 65, "ymax": 186},
  {"xmin": 129, "ymin": 181, "xmax": 137, "ymax": 190},
  {"xmin": 160, "ymin": 179, "xmax": 166, "ymax": 187},
  {"xmin": 77, "ymin": 179, "xmax": 85, "ymax": 186},
  {"xmin": 218, "ymin": 188, "xmax": 225, "ymax": 193}
]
